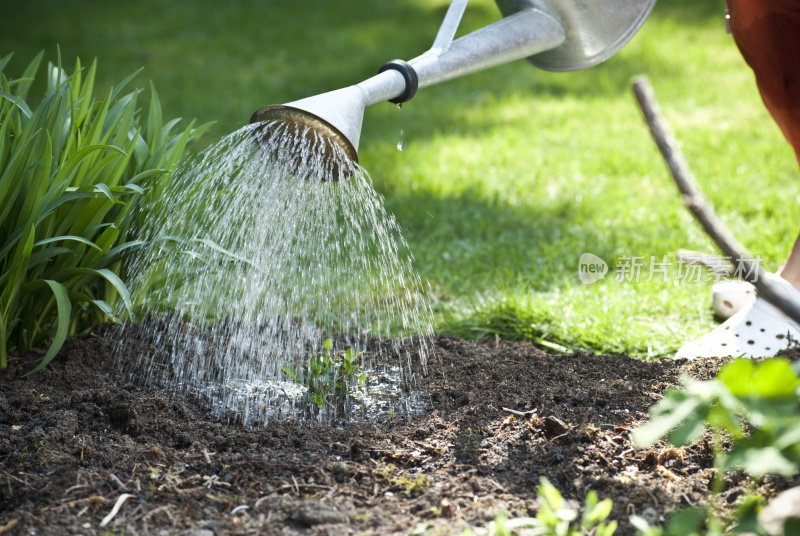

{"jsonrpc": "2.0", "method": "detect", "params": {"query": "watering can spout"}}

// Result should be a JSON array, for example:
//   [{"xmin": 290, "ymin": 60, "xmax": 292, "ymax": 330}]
[
  {"xmin": 250, "ymin": 85, "xmax": 365, "ymax": 171},
  {"xmin": 250, "ymin": 0, "xmax": 655, "ymax": 180}
]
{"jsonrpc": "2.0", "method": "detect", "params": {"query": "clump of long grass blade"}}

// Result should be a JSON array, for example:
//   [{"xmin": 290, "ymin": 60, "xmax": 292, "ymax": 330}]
[{"xmin": 0, "ymin": 49, "xmax": 211, "ymax": 374}]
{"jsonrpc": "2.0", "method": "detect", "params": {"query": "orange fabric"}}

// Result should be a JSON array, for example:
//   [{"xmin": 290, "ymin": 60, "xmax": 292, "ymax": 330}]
[{"xmin": 726, "ymin": 0, "xmax": 800, "ymax": 165}]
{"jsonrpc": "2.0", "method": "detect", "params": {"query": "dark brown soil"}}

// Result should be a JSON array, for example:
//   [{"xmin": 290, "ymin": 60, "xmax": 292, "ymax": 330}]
[{"xmin": 0, "ymin": 329, "xmax": 795, "ymax": 536}]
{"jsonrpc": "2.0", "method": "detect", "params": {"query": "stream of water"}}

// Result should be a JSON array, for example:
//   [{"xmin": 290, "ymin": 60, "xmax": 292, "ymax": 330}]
[{"xmin": 112, "ymin": 120, "xmax": 434, "ymax": 425}]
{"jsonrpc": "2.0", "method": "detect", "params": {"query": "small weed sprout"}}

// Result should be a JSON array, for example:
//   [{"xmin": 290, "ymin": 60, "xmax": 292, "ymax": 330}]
[
  {"xmin": 281, "ymin": 338, "xmax": 366, "ymax": 415},
  {"xmin": 378, "ymin": 464, "xmax": 430, "ymax": 496},
  {"xmin": 459, "ymin": 478, "xmax": 616, "ymax": 535}
]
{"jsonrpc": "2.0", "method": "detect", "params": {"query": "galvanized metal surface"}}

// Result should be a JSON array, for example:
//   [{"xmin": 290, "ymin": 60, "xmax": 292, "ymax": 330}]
[
  {"xmin": 251, "ymin": 0, "xmax": 656, "ymax": 173},
  {"xmin": 255, "ymin": 6, "xmax": 566, "ymax": 157},
  {"xmin": 430, "ymin": 0, "xmax": 468, "ymax": 54},
  {"xmin": 409, "ymin": 8, "xmax": 565, "ymax": 90},
  {"xmin": 495, "ymin": 0, "xmax": 657, "ymax": 71}
]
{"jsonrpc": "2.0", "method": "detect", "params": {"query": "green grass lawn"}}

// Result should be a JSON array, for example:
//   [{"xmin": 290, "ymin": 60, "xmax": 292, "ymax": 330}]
[{"xmin": 2, "ymin": 0, "xmax": 798, "ymax": 357}]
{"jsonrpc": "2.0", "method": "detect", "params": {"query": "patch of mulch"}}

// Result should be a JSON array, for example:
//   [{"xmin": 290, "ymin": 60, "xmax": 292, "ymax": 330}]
[{"xmin": 1, "ymin": 329, "xmax": 797, "ymax": 535}]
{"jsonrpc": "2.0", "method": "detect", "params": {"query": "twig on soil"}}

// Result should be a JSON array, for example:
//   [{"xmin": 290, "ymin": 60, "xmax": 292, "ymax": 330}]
[
  {"xmin": 63, "ymin": 483, "xmax": 89, "ymax": 496},
  {"xmin": 141, "ymin": 505, "xmax": 175, "ymax": 524},
  {"xmin": 109, "ymin": 472, "xmax": 128, "ymax": 490},
  {"xmin": 50, "ymin": 495, "xmax": 106, "ymax": 511},
  {"xmin": 99, "ymin": 493, "xmax": 135, "ymax": 527},
  {"xmin": 0, "ymin": 519, "xmax": 18, "ymax": 535},
  {"xmin": 632, "ymin": 75, "xmax": 800, "ymax": 325},
  {"xmin": 594, "ymin": 452, "xmax": 613, "ymax": 468},
  {"xmin": 1, "ymin": 471, "xmax": 27, "ymax": 487},
  {"xmin": 643, "ymin": 485, "xmax": 660, "ymax": 506},
  {"xmin": 274, "ymin": 483, "xmax": 331, "ymax": 494},
  {"xmin": 231, "ymin": 504, "xmax": 250, "ymax": 515},
  {"xmin": 254, "ymin": 495, "xmax": 272, "ymax": 510},
  {"xmin": 617, "ymin": 448, "xmax": 635, "ymax": 458},
  {"xmin": 501, "ymin": 407, "xmax": 537, "ymax": 417}
]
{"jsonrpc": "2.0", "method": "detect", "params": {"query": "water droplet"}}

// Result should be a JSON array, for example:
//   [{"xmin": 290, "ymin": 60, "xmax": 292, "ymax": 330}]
[
  {"xmin": 395, "ymin": 103, "xmax": 402, "ymax": 110},
  {"xmin": 112, "ymin": 121, "xmax": 433, "ymax": 426},
  {"xmin": 397, "ymin": 129, "xmax": 404, "ymax": 152}
]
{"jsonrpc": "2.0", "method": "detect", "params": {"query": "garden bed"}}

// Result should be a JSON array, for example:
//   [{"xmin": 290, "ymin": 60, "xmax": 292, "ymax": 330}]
[{"xmin": 1, "ymin": 329, "xmax": 796, "ymax": 535}]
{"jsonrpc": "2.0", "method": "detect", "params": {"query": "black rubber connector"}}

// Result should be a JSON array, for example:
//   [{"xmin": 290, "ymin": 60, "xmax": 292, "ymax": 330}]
[{"xmin": 378, "ymin": 59, "xmax": 418, "ymax": 104}]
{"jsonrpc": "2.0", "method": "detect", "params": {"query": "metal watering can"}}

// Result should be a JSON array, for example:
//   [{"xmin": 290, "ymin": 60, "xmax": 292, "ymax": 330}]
[{"xmin": 251, "ymin": 0, "xmax": 656, "ymax": 176}]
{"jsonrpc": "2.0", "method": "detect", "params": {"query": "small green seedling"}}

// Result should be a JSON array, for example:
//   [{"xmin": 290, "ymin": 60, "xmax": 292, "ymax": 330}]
[
  {"xmin": 281, "ymin": 338, "xmax": 366, "ymax": 415},
  {"xmin": 458, "ymin": 478, "xmax": 617, "ymax": 535}
]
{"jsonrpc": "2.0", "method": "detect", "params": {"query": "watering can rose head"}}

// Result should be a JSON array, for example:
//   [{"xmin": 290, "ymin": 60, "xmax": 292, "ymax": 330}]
[{"xmin": 250, "ymin": 104, "xmax": 358, "ymax": 182}]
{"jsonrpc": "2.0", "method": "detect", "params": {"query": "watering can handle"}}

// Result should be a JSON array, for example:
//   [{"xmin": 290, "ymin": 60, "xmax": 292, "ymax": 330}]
[{"xmin": 430, "ymin": 0, "xmax": 468, "ymax": 55}]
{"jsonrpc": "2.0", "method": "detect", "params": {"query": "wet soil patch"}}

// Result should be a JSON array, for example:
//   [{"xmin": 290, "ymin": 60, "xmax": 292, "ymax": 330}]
[{"xmin": 1, "ymin": 329, "xmax": 796, "ymax": 535}]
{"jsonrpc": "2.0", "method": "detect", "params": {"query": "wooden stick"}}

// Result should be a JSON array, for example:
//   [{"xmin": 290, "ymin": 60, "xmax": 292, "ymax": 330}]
[
  {"xmin": 632, "ymin": 75, "xmax": 800, "ymax": 325},
  {"xmin": 676, "ymin": 248, "xmax": 734, "ymax": 276}
]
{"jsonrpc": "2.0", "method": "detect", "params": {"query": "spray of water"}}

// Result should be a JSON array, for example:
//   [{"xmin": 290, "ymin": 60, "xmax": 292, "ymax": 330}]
[{"xmin": 112, "ymin": 120, "xmax": 434, "ymax": 425}]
